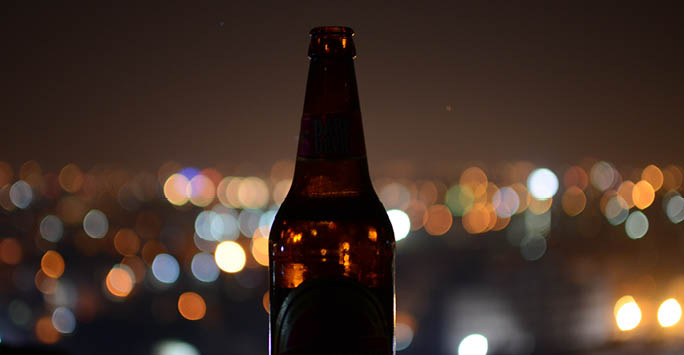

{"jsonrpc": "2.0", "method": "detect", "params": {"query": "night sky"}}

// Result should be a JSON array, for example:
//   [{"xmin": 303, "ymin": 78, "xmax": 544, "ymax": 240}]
[{"xmin": 2, "ymin": 2, "xmax": 683, "ymax": 172}]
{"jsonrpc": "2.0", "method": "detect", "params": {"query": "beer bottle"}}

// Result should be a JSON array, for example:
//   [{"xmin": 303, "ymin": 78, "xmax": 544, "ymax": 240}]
[{"xmin": 269, "ymin": 26, "xmax": 396, "ymax": 354}]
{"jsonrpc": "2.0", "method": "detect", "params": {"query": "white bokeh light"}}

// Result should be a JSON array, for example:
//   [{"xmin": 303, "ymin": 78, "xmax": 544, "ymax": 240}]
[
  {"xmin": 527, "ymin": 168, "xmax": 558, "ymax": 200},
  {"xmin": 387, "ymin": 209, "xmax": 411, "ymax": 242},
  {"xmin": 458, "ymin": 333, "xmax": 488, "ymax": 355}
]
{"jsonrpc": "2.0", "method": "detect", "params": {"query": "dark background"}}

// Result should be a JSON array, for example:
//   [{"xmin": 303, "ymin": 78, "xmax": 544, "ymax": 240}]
[{"xmin": 1, "ymin": 2, "xmax": 684, "ymax": 355}]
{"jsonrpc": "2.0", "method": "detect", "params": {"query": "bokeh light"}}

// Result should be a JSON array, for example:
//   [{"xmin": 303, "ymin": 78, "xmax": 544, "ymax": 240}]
[
  {"xmin": 492, "ymin": 186, "xmax": 520, "ymax": 218},
  {"xmin": 665, "ymin": 194, "xmax": 684, "ymax": 223},
  {"xmin": 563, "ymin": 166, "xmax": 589, "ymax": 190},
  {"xmin": 178, "ymin": 292, "xmax": 207, "ymax": 321},
  {"xmin": 625, "ymin": 211, "xmax": 649, "ymax": 239},
  {"xmin": 657, "ymin": 298, "xmax": 682, "ymax": 328},
  {"xmin": 83, "ymin": 209, "xmax": 109, "ymax": 239},
  {"xmin": 520, "ymin": 235, "xmax": 547, "ymax": 261},
  {"xmin": 238, "ymin": 177, "xmax": 269, "ymax": 209},
  {"xmin": 9, "ymin": 180, "xmax": 32, "ymax": 209},
  {"xmin": 445, "ymin": 185, "xmax": 475, "ymax": 216},
  {"xmin": 458, "ymin": 333, "xmax": 488, "ymax": 355},
  {"xmin": 527, "ymin": 168, "xmax": 558, "ymax": 200},
  {"xmin": 615, "ymin": 295, "xmax": 641, "ymax": 331},
  {"xmin": 114, "ymin": 228, "xmax": 141, "ymax": 256},
  {"xmin": 215, "ymin": 241, "xmax": 246, "ymax": 273},
  {"xmin": 58, "ymin": 163, "xmax": 84, "ymax": 193},
  {"xmin": 106, "ymin": 265, "xmax": 135, "ymax": 297},
  {"xmin": 272, "ymin": 179, "xmax": 292, "ymax": 205},
  {"xmin": 51, "ymin": 307, "xmax": 76, "ymax": 334},
  {"xmin": 617, "ymin": 181, "xmax": 635, "ymax": 208},
  {"xmin": 380, "ymin": 182, "xmax": 411, "ymax": 210},
  {"xmin": 0, "ymin": 238, "xmax": 23, "ymax": 265},
  {"xmin": 41, "ymin": 250, "xmax": 65, "ymax": 279},
  {"xmin": 188, "ymin": 174, "xmax": 216, "ymax": 207},
  {"xmin": 152, "ymin": 254, "xmax": 180, "ymax": 284},
  {"xmin": 632, "ymin": 180, "xmax": 655, "ymax": 210},
  {"xmin": 641, "ymin": 164, "xmax": 663, "ymax": 192},
  {"xmin": 387, "ymin": 209, "xmax": 411, "ymax": 242},
  {"xmin": 35, "ymin": 316, "xmax": 60, "ymax": 344},
  {"xmin": 191, "ymin": 252, "xmax": 221, "ymax": 282},
  {"xmin": 527, "ymin": 197, "xmax": 552, "ymax": 215},
  {"xmin": 590, "ymin": 161, "xmax": 618, "ymax": 192},
  {"xmin": 396, "ymin": 322, "xmax": 414, "ymax": 351},
  {"xmin": 663, "ymin": 165, "xmax": 683, "ymax": 190},
  {"xmin": 152, "ymin": 340, "xmax": 200, "ymax": 355},
  {"xmin": 40, "ymin": 215, "xmax": 64, "ymax": 243},
  {"xmin": 163, "ymin": 173, "xmax": 190, "ymax": 206},
  {"xmin": 424, "ymin": 204, "xmax": 453, "ymax": 236},
  {"xmin": 34, "ymin": 270, "xmax": 58, "ymax": 294},
  {"xmin": 462, "ymin": 203, "xmax": 492, "ymax": 235},
  {"xmin": 561, "ymin": 186, "xmax": 586, "ymax": 216},
  {"xmin": 251, "ymin": 232, "xmax": 269, "ymax": 267}
]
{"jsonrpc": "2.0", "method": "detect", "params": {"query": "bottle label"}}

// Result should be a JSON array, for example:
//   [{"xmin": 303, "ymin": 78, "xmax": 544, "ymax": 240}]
[
  {"xmin": 297, "ymin": 112, "xmax": 366, "ymax": 159},
  {"xmin": 273, "ymin": 277, "xmax": 392, "ymax": 355}
]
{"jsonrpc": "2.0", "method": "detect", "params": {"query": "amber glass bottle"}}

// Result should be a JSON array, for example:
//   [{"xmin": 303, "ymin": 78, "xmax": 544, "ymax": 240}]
[{"xmin": 269, "ymin": 26, "xmax": 396, "ymax": 355}]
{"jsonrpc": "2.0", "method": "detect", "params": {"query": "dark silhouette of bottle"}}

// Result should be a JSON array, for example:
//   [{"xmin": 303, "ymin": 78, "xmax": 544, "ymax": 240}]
[{"xmin": 269, "ymin": 26, "xmax": 395, "ymax": 355}]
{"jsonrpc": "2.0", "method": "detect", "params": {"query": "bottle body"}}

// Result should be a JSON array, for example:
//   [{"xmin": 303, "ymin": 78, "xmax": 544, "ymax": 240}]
[{"xmin": 269, "ymin": 27, "xmax": 396, "ymax": 354}]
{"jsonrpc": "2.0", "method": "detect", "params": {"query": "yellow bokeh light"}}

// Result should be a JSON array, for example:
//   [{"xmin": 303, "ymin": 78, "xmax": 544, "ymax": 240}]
[
  {"xmin": 238, "ymin": 177, "xmax": 270, "ymax": 209},
  {"xmin": 561, "ymin": 186, "xmax": 586, "ymax": 216},
  {"xmin": 614, "ymin": 295, "xmax": 641, "ymax": 331},
  {"xmin": 163, "ymin": 173, "xmax": 189, "ymax": 206},
  {"xmin": 178, "ymin": 292, "xmax": 207, "ymax": 321},
  {"xmin": 460, "ymin": 167, "xmax": 488, "ymax": 201},
  {"xmin": 41, "ymin": 250, "xmax": 65, "ymax": 279},
  {"xmin": 106, "ymin": 266, "xmax": 134, "ymax": 298},
  {"xmin": 641, "ymin": 164, "xmax": 663, "ymax": 191},
  {"xmin": 215, "ymin": 241, "xmax": 246, "ymax": 273},
  {"xmin": 657, "ymin": 298, "xmax": 682, "ymax": 328},
  {"xmin": 251, "ymin": 231, "xmax": 269, "ymax": 267},
  {"xmin": 632, "ymin": 180, "xmax": 655, "ymax": 210}
]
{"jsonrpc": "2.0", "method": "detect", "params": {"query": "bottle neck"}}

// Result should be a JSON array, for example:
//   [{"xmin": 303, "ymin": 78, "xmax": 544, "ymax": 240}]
[{"xmin": 291, "ymin": 54, "xmax": 372, "ymax": 198}]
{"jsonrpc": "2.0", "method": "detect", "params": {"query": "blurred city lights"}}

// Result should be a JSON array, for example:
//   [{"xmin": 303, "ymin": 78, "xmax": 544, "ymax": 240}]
[
  {"xmin": 106, "ymin": 265, "xmax": 135, "ymax": 297},
  {"xmin": 188, "ymin": 174, "xmax": 216, "ymax": 207},
  {"xmin": 51, "ymin": 307, "xmax": 76, "ymax": 334},
  {"xmin": 632, "ymin": 180, "xmax": 655, "ymax": 210},
  {"xmin": 380, "ymin": 182, "xmax": 411, "ymax": 210},
  {"xmin": 492, "ymin": 186, "xmax": 519, "ymax": 218},
  {"xmin": 239, "ymin": 208, "xmax": 263, "ymax": 238},
  {"xmin": 152, "ymin": 254, "xmax": 180, "ymax": 284},
  {"xmin": 41, "ymin": 250, "xmax": 65, "ymax": 279},
  {"xmin": 83, "ymin": 209, "xmax": 109, "ymax": 239},
  {"xmin": 114, "ymin": 228, "xmax": 141, "ymax": 256},
  {"xmin": 238, "ymin": 177, "xmax": 270, "ymax": 209},
  {"xmin": 561, "ymin": 186, "xmax": 586, "ymax": 216},
  {"xmin": 40, "ymin": 215, "xmax": 64, "ymax": 243},
  {"xmin": 152, "ymin": 340, "xmax": 200, "ymax": 355},
  {"xmin": 0, "ymin": 238, "xmax": 23, "ymax": 265},
  {"xmin": 520, "ymin": 235, "xmax": 547, "ymax": 261},
  {"xmin": 9, "ymin": 180, "xmax": 32, "ymax": 209},
  {"xmin": 163, "ymin": 173, "xmax": 190, "ymax": 206},
  {"xmin": 445, "ymin": 185, "xmax": 475, "ymax": 217},
  {"xmin": 458, "ymin": 333, "xmax": 488, "ymax": 355},
  {"xmin": 396, "ymin": 322, "xmax": 414, "ymax": 351},
  {"xmin": 424, "ymin": 204, "xmax": 453, "ymax": 236},
  {"xmin": 35, "ymin": 316, "xmax": 60, "ymax": 344},
  {"xmin": 625, "ymin": 211, "xmax": 649, "ymax": 239},
  {"xmin": 590, "ymin": 161, "xmax": 618, "ymax": 192},
  {"xmin": 178, "ymin": 292, "xmax": 207, "ymax": 321},
  {"xmin": 191, "ymin": 252, "xmax": 221, "ymax": 282},
  {"xmin": 251, "ymin": 232, "xmax": 269, "ymax": 267},
  {"xmin": 657, "ymin": 298, "xmax": 682, "ymax": 328},
  {"xmin": 527, "ymin": 168, "xmax": 558, "ymax": 200},
  {"xmin": 215, "ymin": 241, "xmax": 246, "ymax": 273},
  {"xmin": 387, "ymin": 209, "xmax": 411, "ymax": 241},
  {"xmin": 641, "ymin": 164, "xmax": 664, "ymax": 191},
  {"xmin": 58, "ymin": 163, "xmax": 84, "ymax": 193},
  {"xmin": 615, "ymin": 296, "xmax": 641, "ymax": 331},
  {"xmin": 665, "ymin": 194, "xmax": 684, "ymax": 223}
]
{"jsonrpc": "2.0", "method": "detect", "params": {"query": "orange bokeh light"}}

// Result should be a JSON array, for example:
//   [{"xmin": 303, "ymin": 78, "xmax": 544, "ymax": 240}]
[
  {"xmin": 633, "ymin": 180, "xmax": 655, "ymax": 210},
  {"xmin": 424, "ymin": 204, "xmax": 453, "ymax": 236},
  {"xmin": 41, "ymin": 250, "xmax": 65, "ymax": 279},
  {"xmin": 114, "ymin": 228, "xmax": 141, "ymax": 256},
  {"xmin": 106, "ymin": 266, "xmax": 134, "ymax": 297},
  {"xmin": 178, "ymin": 292, "xmax": 207, "ymax": 321},
  {"xmin": 35, "ymin": 316, "xmax": 61, "ymax": 344},
  {"xmin": 0, "ymin": 237, "xmax": 22, "ymax": 265}
]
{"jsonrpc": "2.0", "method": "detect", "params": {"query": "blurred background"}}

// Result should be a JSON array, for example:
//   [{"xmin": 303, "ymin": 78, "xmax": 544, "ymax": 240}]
[{"xmin": 1, "ymin": 1, "xmax": 684, "ymax": 354}]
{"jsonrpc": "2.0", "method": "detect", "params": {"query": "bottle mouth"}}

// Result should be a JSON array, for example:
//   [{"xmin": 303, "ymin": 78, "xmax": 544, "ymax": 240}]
[
  {"xmin": 309, "ymin": 26, "xmax": 355, "ymax": 36},
  {"xmin": 308, "ymin": 26, "xmax": 356, "ymax": 58}
]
